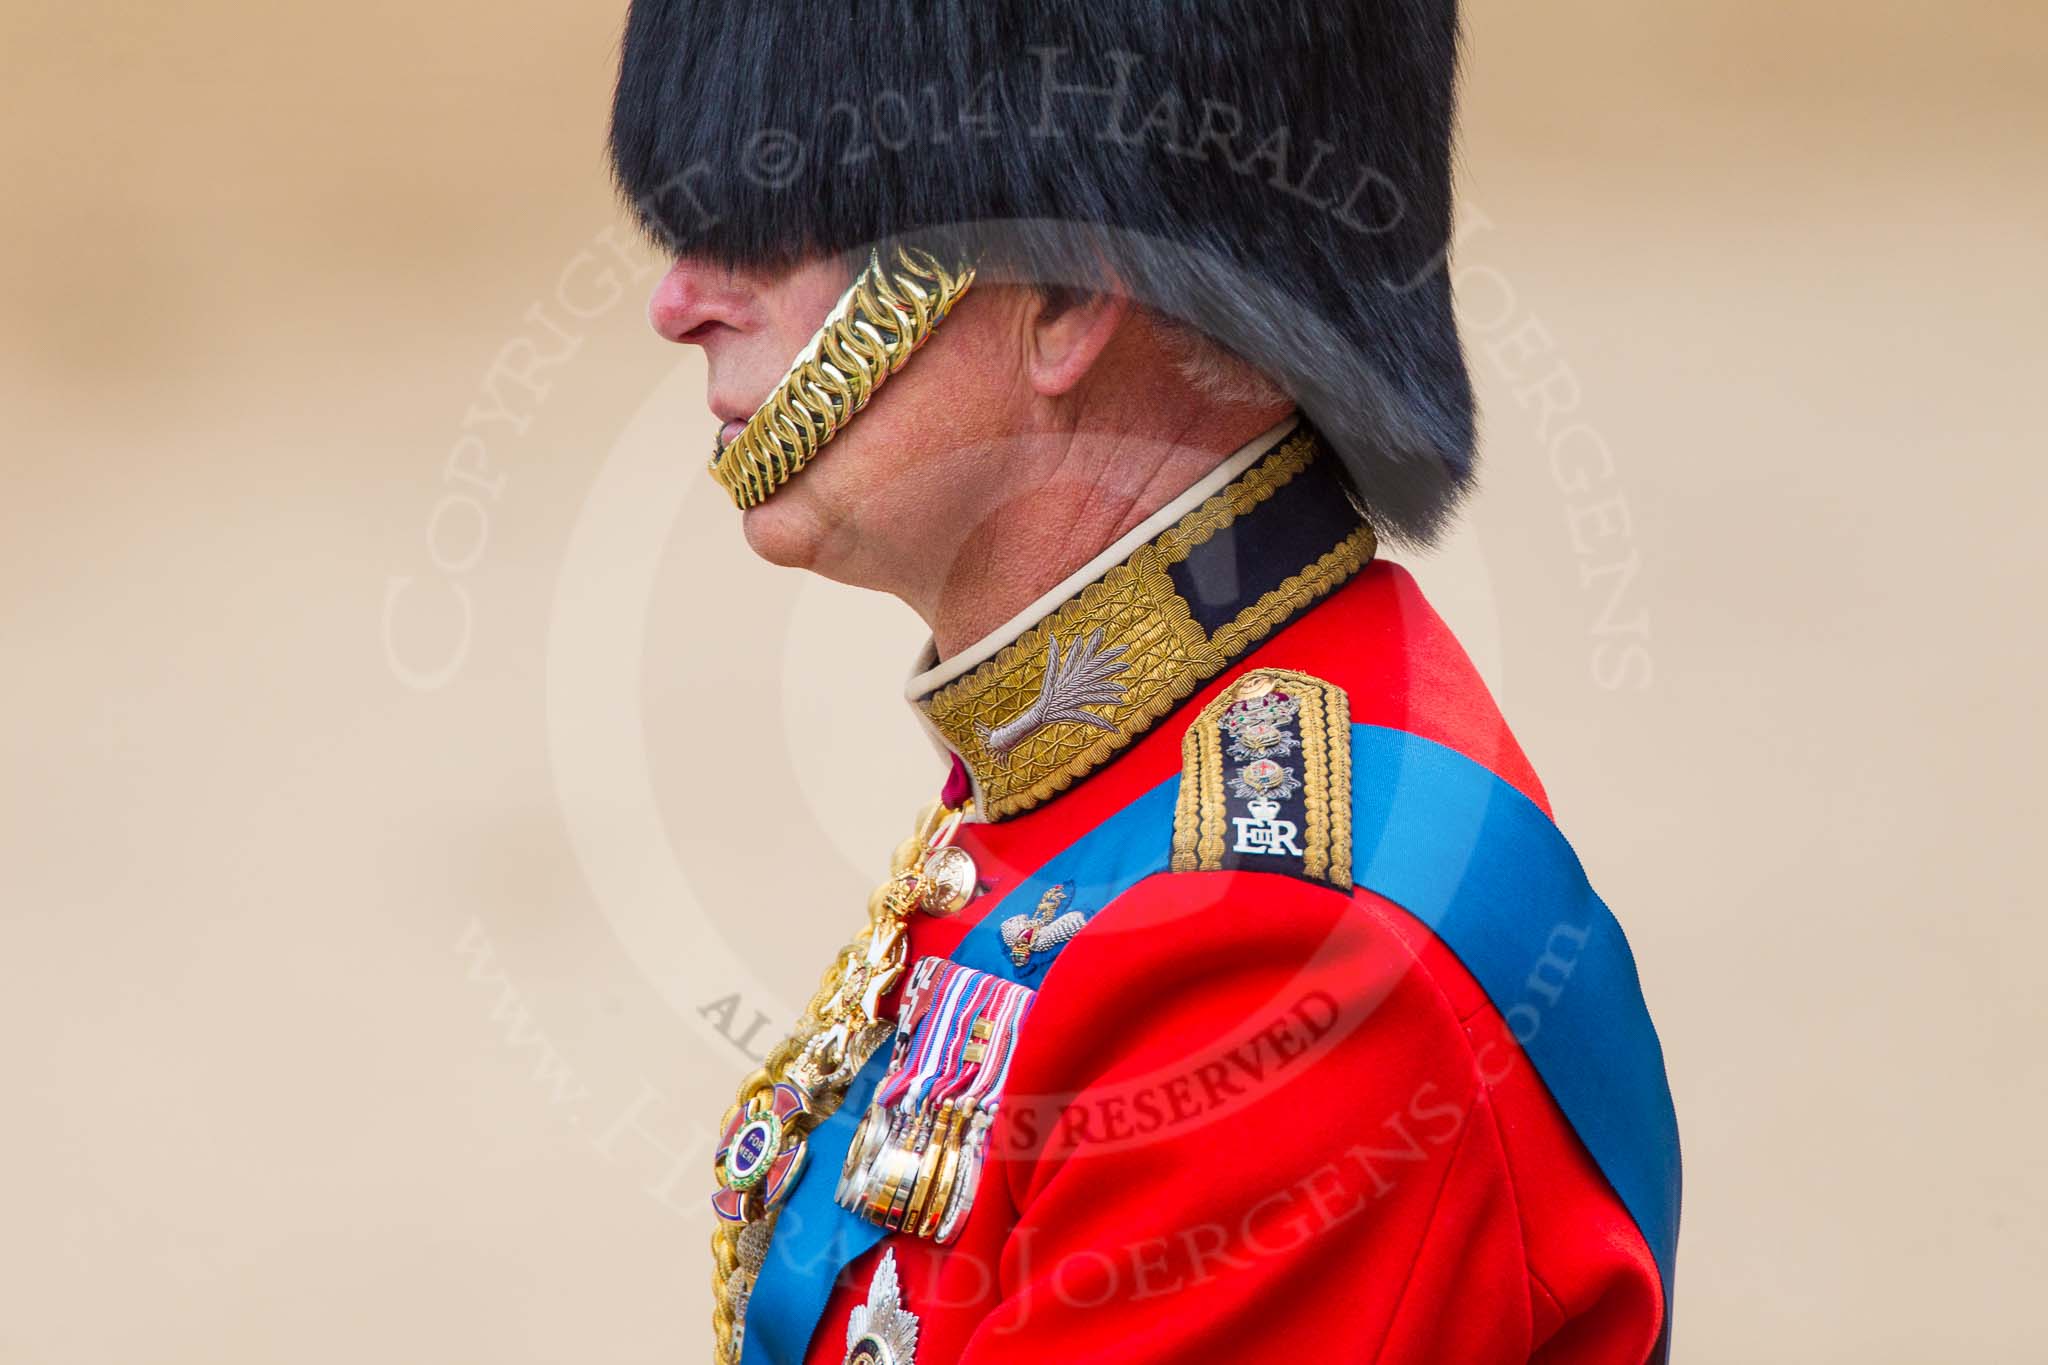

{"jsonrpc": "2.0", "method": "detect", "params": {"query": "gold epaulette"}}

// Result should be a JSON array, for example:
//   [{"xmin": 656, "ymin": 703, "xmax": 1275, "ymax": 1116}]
[{"xmin": 1171, "ymin": 668, "xmax": 1353, "ymax": 889}]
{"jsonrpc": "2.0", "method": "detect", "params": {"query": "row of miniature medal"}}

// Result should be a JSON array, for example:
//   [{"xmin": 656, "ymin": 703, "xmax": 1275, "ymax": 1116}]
[
  {"xmin": 834, "ymin": 955, "xmax": 1037, "ymax": 1242},
  {"xmin": 834, "ymin": 843, "xmax": 1040, "ymax": 1365}
]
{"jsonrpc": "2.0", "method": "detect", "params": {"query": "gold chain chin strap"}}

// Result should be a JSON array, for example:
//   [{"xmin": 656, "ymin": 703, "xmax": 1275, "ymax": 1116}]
[
  {"xmin": 709, "ymin": 244, "xmax": 976, "ymax": 510},
  {"xmin": 710, "ymin": 798, "xmax": 964, "ymax": 1362}
]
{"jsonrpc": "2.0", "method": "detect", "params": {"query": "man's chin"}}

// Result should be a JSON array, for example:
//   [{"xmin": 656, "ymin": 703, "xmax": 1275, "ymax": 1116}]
[
  {"xmin": 731, "ymin": 423, "xmax": 882, "ymax": 578},
  {"xmin": 738, "ymin": 492, "xmax": 829, "ymax": 572}
]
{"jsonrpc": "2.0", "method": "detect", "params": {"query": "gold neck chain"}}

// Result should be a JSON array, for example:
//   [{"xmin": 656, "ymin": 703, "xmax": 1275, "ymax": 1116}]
[{"xmin": 709, "ymin": 799, "xmax": 967, "ymax": 1362}]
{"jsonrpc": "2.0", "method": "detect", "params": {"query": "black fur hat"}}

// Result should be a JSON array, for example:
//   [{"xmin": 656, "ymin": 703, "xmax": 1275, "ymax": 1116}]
[{"xmin": 609, "ymin": 2, "xmax": 1472, "ymax": 543}]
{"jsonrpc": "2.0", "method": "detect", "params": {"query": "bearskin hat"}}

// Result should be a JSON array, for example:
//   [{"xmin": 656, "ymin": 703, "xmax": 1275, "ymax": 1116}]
[{"xmin": 609, "ymin": 1, "xmax": 1472, "ymax": 544}]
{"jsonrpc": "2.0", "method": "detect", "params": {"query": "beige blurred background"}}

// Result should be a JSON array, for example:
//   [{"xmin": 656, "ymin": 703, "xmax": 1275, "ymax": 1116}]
[{"xmin": 3, "ymin": 1, "xmax": 2043, "ymax": 1361}]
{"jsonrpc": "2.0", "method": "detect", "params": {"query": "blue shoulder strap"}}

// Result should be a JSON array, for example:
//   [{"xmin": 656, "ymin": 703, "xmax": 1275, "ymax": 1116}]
[
  {"xmin": 1344, "ymin": 726, "xmax": 1682, "ymax": 1357},
  {"xmin": 744, "ymin": 725, "xmax": 1680, "ymax": 1363}
]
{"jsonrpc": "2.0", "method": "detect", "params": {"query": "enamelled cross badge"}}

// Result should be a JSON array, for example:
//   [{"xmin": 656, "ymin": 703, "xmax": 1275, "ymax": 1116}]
[
  {"xmin": 712, "ymin": 1081, "xmax": 813, "ymax": 1221},
  {"xmin": 835, "ymin": 957, "xmax": 1038, "ymax": 1243}
]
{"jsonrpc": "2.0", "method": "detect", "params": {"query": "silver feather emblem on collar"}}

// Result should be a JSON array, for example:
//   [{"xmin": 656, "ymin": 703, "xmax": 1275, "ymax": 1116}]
[
  {"xmin": 977, "ymin": 628, "xmax": 1130, "ymax": 759},
  {"xmin": 844, "ymin": 1248, "xmax": 919, "ymax": 1365}
]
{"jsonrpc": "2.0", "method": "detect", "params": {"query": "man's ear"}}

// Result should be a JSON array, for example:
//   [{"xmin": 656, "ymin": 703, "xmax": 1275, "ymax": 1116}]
[{"xmin": 1022, "ymin": 287, "xmax": 1133, "ymax": 398}]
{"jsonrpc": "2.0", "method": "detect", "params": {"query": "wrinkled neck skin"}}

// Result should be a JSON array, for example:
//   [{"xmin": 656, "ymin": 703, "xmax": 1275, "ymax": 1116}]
[{"xmin": 913, "ymin": 403, "xmax": 1294, "ymax": 662}]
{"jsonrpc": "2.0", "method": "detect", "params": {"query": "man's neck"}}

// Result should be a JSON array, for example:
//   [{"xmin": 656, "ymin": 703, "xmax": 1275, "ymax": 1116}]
[{"xmin": 921, "ymin": 407, "xmax": 1296, "ymax": 661}]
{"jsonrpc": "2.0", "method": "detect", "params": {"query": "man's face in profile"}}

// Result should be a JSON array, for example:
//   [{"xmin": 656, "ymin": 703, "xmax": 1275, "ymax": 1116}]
[{"xmin": 644, "ymin": 250, "xmax": 1047, "ymax": 600}]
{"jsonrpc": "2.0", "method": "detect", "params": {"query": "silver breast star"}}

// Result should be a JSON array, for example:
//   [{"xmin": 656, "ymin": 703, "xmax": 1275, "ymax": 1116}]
[{"xmin": 844, "ymin": 1248, "xmax": 919, "ymax": 1365}]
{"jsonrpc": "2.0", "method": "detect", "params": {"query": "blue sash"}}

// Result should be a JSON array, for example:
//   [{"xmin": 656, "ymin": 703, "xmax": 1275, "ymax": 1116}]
[{"xmin": 743, "ymin": 725, "xmax": 1680, "ymax": 1363}]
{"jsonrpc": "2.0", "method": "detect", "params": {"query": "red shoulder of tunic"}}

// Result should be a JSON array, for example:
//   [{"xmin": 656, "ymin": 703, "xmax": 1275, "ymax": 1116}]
[{"xmin": 823, "ymin": 563, "xmax": 1662, "ymax": 1364}]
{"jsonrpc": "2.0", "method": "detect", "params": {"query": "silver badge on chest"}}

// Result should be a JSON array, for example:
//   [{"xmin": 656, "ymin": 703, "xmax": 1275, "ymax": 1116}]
[{"xmin": 844, "ymin": 1248, "xmax": 919, "ymax": 1365}]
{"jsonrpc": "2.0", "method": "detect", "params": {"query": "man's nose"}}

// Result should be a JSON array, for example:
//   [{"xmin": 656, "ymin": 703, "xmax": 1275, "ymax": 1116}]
[{"xmin": 647, "ymin": 258, "xmax": 748, "ymax": 344}]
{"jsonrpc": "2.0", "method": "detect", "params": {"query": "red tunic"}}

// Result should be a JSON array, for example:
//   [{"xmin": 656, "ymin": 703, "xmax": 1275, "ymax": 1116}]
[{"xmin": 787, "ymin": 562, "xmax": 1664, "ymax": 1363}]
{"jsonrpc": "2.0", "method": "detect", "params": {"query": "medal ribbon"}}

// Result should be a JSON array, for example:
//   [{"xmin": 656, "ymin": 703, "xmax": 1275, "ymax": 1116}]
[
  {"xmin": 872, "ymin": 962, "xmax": 1035, "ymax": 1114},
  {"xmin": 920, "ymin": 977, "xmax": 986, "ymax": 1107},
  {"xmin": 874, "ymin": 964, "xmax": 977, "ymax": 1110}
]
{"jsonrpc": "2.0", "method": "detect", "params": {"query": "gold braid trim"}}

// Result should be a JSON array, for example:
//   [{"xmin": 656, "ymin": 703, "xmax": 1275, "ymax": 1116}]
[
  {"xmin": 921, "ymin": 430, "xmax": 1378, "ymax": 819},
  {"xmin": 710, "ymin": 245, "xmax": 975, "ymax": 509},
  {"xmin": 1170, "ymin": 710, "xmax": 1231, "ymax": 872},
  {"xmin": 1296, "ymin": 682, "xmax": 1331, "ymax": 882},
  {"xmin": 709, "ymin": 801, "xmax": 955, "ymax": 1363},
  {"xmin": 1198, "ymin": 721, "xmax": 1228, "ymax": 868},
  {"xmin": 1171, "ymin": 730, "xmax": 1203, "ymax": 872},
  {"xmin": 1210, "ymin": 525, "xmax": 1374, "ymax": 659},
  {"xmin": 1325, "ymin": 681, "xmax": 1353, "ymax": 887},
  {"xmin": 1149, "ymin": 432, "xmax": 1318, "ymax": 561}
]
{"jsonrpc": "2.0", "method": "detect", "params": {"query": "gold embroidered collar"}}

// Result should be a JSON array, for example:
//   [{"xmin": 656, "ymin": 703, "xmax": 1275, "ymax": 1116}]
[{"xmin": 909, "ymin": 420, "xmax": 1376, "ymax": 820}]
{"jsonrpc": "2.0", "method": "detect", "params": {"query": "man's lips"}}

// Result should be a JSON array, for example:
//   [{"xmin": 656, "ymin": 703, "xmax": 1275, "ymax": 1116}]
[{"xmin": 710, "ymin": 394, "xmax": 761, "ymax": 449}]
